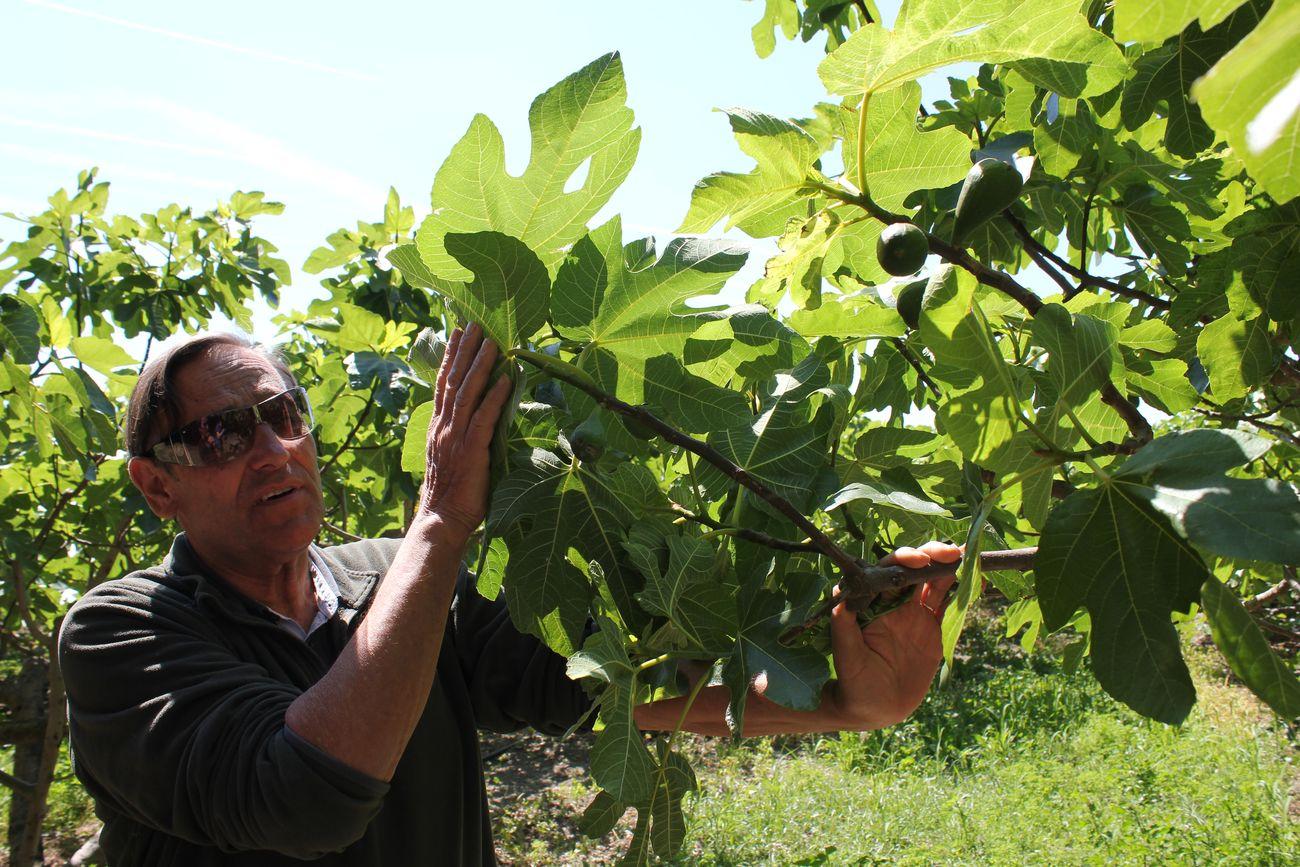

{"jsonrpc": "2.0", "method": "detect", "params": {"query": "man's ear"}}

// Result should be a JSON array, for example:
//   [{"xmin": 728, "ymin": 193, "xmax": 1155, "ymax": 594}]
[{"xmin": 127, "ymin": 457, "xmax": 180, "ymax": 520}]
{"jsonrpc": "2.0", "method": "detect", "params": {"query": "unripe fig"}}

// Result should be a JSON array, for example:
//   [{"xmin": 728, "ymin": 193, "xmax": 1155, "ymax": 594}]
[
  {"xmin": 570, "ymin": 415, "xmax": 606, "ymax": 461},
  {"xmin": 952, "ymin": 158, "xmax": 1023, "ymax": 246},
  {"xmin": 894, "ymin": 279, "xmax": 926, "ymax": 330},
  {"xmin": 876, "ymin": 223, "xmax": 929, "ymax": 276}
]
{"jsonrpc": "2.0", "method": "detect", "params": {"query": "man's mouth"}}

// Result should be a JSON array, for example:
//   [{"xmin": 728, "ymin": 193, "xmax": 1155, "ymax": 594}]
[{"xmin": 258, "ymin": 486, "xmax": 299, "ymax": 504}]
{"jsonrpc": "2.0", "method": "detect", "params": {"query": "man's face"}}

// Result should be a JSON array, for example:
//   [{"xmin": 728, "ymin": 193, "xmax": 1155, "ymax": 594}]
[{"xmin": 130, "ymin": 344, "xmax": 325, "ymax": 571}]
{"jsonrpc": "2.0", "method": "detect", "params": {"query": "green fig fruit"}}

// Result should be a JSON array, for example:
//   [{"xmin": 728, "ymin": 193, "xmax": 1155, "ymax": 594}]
[
  {"xmin": 876, "ymin": 223, "xmax": 929, "ymax": 276},
  {"xmin": 951, "ymin": 158, "xmax": 1023, "ymax": 246},
  {"xmin": 895, "ymin": 279, "xmax": 926, "ymax": 330},
  {"xmin": 570, "ymin": 415, "xmax": 607, "ymax": 461}
]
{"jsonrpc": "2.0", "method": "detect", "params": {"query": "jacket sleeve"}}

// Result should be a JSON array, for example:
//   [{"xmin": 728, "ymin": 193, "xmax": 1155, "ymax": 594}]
[
  {"xmin": 448, "ymin": 568, "xmax": 594, "ymax": 736},
  {"xmin": 58, "ymin": 579, "xmax": 389, "ymax": 859}
]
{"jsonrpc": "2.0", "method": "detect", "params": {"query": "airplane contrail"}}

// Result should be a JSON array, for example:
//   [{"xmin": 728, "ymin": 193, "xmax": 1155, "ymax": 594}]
[{"xmin": 21, "ymin": 0, "xmax": 381, "ymax": 83}]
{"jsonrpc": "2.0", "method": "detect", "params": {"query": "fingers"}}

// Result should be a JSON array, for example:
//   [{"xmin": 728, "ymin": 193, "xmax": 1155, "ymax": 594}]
[
  {"xmin": 917, "ymin": 574, "xmax": 957, "ymax": 611},
  {"xmin": 879, "ymin": 541, "xmax": 962, "ymax": 607},
  {"xmin": 919, "ymin": 540, "xmax": 963, "ymax": 563},
  {"xmin": 445, "ymin": 323, "xmax": 484, "ymax": 399},
  {"xmin": 449, "ymin": 335, "xmax": 499, "ymax": 431},
  {"xmin": 465, "ymin": 375, "xmax": 513, "ymax": 448},
  {"xmin": 435, "ymin": 327, "xmax": 463, "ymax": 412},
  {"xmin": 829, "ymin": 599, "xmax": 864, "ymax": 662}
]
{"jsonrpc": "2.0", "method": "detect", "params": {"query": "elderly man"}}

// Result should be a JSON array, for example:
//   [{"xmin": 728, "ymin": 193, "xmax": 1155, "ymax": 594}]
[{"xmin": 58, "ymin": 325, "xmax": 959, "ymax": 865}]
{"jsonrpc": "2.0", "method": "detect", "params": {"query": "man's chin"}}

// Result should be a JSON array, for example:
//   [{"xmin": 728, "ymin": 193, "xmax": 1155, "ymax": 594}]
[{"xmin": 242, "ymin": 509, "xmax": 325, "ymax": 553}]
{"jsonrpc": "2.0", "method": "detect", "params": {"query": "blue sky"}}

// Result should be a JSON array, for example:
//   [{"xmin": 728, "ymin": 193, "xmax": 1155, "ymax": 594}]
[{"xmin": 2, "ymin": 0, "xmax": 974, "ymax": 349}]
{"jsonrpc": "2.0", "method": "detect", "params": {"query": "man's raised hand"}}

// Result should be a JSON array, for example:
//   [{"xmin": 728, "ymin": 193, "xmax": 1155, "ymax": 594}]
[{"xmin": 417, "ymin": 322, "xmax": 512, "ymax": 540}]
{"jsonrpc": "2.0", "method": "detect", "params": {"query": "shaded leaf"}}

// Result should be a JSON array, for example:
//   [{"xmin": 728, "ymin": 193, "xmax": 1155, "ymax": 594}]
[
  {"xmin": 1201, "ymin": 576, "xmax": 1300, "ymax": 718},
  {"xmin": 1037, "ymin": 485, "xmax": 1207, "ymax": 723}
]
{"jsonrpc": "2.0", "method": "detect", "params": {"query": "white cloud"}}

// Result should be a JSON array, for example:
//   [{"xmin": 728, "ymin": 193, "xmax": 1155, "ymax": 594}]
[
  {"xmin": 130, "ymin": 97, "xmax": 386, "ymax": 210},
  {"xmin": 0, "ymin": 142, "xmax": 236, "ymax": 192},
  {"xmin": 21, "ymin": 0, "xmax": 379, "ymax": 83},
  {"xmin": 0, "ymin": 101, "xmax": 386, "ymax": 210}
]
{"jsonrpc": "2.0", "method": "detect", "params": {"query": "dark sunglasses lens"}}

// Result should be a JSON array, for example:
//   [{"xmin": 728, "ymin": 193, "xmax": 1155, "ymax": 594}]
[
  {"xmin": 261, "ymin": 389, "xmax": 313, "ymax": 438},
  {"xmin": 191, "ymin": 408, "xmax": 255, "ymax": 465}
]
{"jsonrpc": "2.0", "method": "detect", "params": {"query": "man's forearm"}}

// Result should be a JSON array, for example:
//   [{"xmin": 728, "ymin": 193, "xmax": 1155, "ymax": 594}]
[
  {"xmin": 284, "ymin": 516, "xmax": 467, "ymax": 781},
  {"xmin": 634, "ymin": 681, "xmax": 885, "ymax": 737}
]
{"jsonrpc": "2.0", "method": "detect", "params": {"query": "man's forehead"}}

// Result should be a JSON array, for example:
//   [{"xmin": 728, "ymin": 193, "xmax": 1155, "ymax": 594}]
[{"xmin": 175, "ymin": 345, "xmax": 292, "ymax": 414}]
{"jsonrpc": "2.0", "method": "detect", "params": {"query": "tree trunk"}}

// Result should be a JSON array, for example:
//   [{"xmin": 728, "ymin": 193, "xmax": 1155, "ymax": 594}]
[
  {"xmin": 7, "ymin": 646, "xmax": 67, "ymax": 867},
  {"xmin": 5, "ymin": 654, "xmax": 47, "ymax": 864}
]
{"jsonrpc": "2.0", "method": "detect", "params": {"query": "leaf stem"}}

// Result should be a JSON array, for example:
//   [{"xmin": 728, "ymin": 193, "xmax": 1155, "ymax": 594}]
[
  {"xmin": 855, "ymin": 92, "xmax": 873, "ymax": 199},
  {"xmin": 637, "ymin": 653, "xmax": 673, "ymax": 673},
  {"xmin": 684, "ymin": 449, "xmax": 706, "ymax": 516},
  {"xmin": 1063, "ymin": 404, "xmax": 1102, "ymax": 451},
  {"xmin": 669, "ymin": 666, "xmax": 712, "ymax": 751},
  {"xmin": 665, "ymin": 504, "xmax": 819, "ymax": 554}
]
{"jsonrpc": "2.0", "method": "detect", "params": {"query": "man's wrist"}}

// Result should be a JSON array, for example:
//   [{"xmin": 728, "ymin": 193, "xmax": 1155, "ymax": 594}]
[
  {"xmin": 825, "ymin": 682, "xmax": 893, "ymax": 732},
  {"xmin": 407, "ymin": 512, "xmax": 476, "ymax": 549}
]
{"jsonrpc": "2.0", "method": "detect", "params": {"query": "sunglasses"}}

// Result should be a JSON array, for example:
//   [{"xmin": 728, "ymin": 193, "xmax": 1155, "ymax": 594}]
[{"xmin": 146, "ymin": 387, "xmax": 315, "ymax": 467}]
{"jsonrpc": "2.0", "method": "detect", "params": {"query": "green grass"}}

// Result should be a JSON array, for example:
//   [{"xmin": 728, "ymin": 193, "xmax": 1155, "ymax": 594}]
[
  {"xmin": 671, "ymin": 627, "xmax": 1299, "ymax": 866},
  {"xmin": 0, "ymin": 739, "xmax": 99, "ymax": 862},
  {"xmin": 489, "ymin": 619, "xmax": 1298, "ymax": 865}
]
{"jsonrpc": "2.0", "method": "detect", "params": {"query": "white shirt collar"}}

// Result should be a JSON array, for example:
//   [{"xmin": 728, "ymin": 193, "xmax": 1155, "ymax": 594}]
[{"xmin": 269, "ymin": 544, "xmax": 340, "ymax": 640}]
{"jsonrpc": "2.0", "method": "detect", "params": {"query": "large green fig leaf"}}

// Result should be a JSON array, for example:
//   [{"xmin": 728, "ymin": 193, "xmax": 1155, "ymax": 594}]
[
  {"xmin": 677, "ymin": 108, "xmax": 823, "ymax": 237},
  {"xmin": 1191, "ymin": 0, "xmax": 1300, "ymax": 202},
  {"xmin": 1115, "ymin": 0, "xmax": 1250, "ymax": 43},
  {"xmin": 552, "ymin": 217, "xmax": 752, "ymax": 431},
  {"xmin": 722, "ymin": 584, "xmax": 831, "ymax": 735},
  {"xmin": 633, "ymin": 533, "xmax": 736, "ymax": 654},
  {"xmin": 1113, "ymin": 430, "xmax": 1300, "ymax": 565},
  {"xmin": 1037, "ymin": 483, "xmax": 1208, "ymax": 724},
  {"xmin": 818, "ymin": 0, "xmax": 1126, "ymax": 99},
  {"xmin": 1120, "ymin": 4, "xmax": 1264, "ymax": 159},
  {"xmin": 838, "ymin": 81, "xmax": 974, "ymax": 211},
  {"xmin": 1201, "ymin": 576, "xmax": 1300, "ymax": 719},
  {"xmin": 490, "ymin": 449, "xmax": 656, "ymax": 653},
  {"xmin": 414, "ymin": 53, "xmax": 640, "ymax": 281},
  {"xmin": 389, "ymin": 231, "xmax": 549, "ymax": 351}
]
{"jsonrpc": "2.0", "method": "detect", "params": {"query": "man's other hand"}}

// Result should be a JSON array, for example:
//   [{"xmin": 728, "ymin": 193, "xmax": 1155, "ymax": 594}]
[{"xmin": 826, "ymin": 540, "xmax": 961, "ymax": 730}]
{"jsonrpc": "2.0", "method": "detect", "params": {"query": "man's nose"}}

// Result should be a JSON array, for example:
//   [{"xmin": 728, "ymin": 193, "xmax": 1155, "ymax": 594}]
[{"xmin": 246, "ymin": 422, "xmax": 294, "ymax": 468}]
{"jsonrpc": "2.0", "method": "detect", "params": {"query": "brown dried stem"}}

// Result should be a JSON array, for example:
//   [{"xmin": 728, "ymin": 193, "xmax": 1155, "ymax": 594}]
[{"xmin": 781, "ymin": 547, "xmax": 1039, "ymax": 642}]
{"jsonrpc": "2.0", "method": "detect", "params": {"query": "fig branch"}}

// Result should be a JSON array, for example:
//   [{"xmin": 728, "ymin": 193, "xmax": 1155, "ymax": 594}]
[
  {"xmin": 1001, "ymin": 212, "xmax": 1170, "ymax": 310},
  {"xmin": 514, "ymin": 348, "xmax": 872, "ymax": 583},
  {"xmin": 666, "ymin": 503, "xmax": 819, "ymax": 554},
  {"xmin": 807, "ymin": 180, "xmax": 1153, "ymax": 445},
  {"xmin": 781, "ymin": 546, "xmax": 1039, "ymax": 642}
]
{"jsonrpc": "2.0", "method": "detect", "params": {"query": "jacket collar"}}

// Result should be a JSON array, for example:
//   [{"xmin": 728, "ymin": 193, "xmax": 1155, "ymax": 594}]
[{"xmin": 163, "ymin": 534, "xmax": 382, "ymax": 629}]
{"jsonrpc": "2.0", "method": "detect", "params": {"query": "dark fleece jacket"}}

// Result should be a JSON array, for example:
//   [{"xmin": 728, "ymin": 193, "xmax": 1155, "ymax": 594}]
[{"xmin": 58, "ymin": 533, "xmax": 591, "ymax": 866}]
